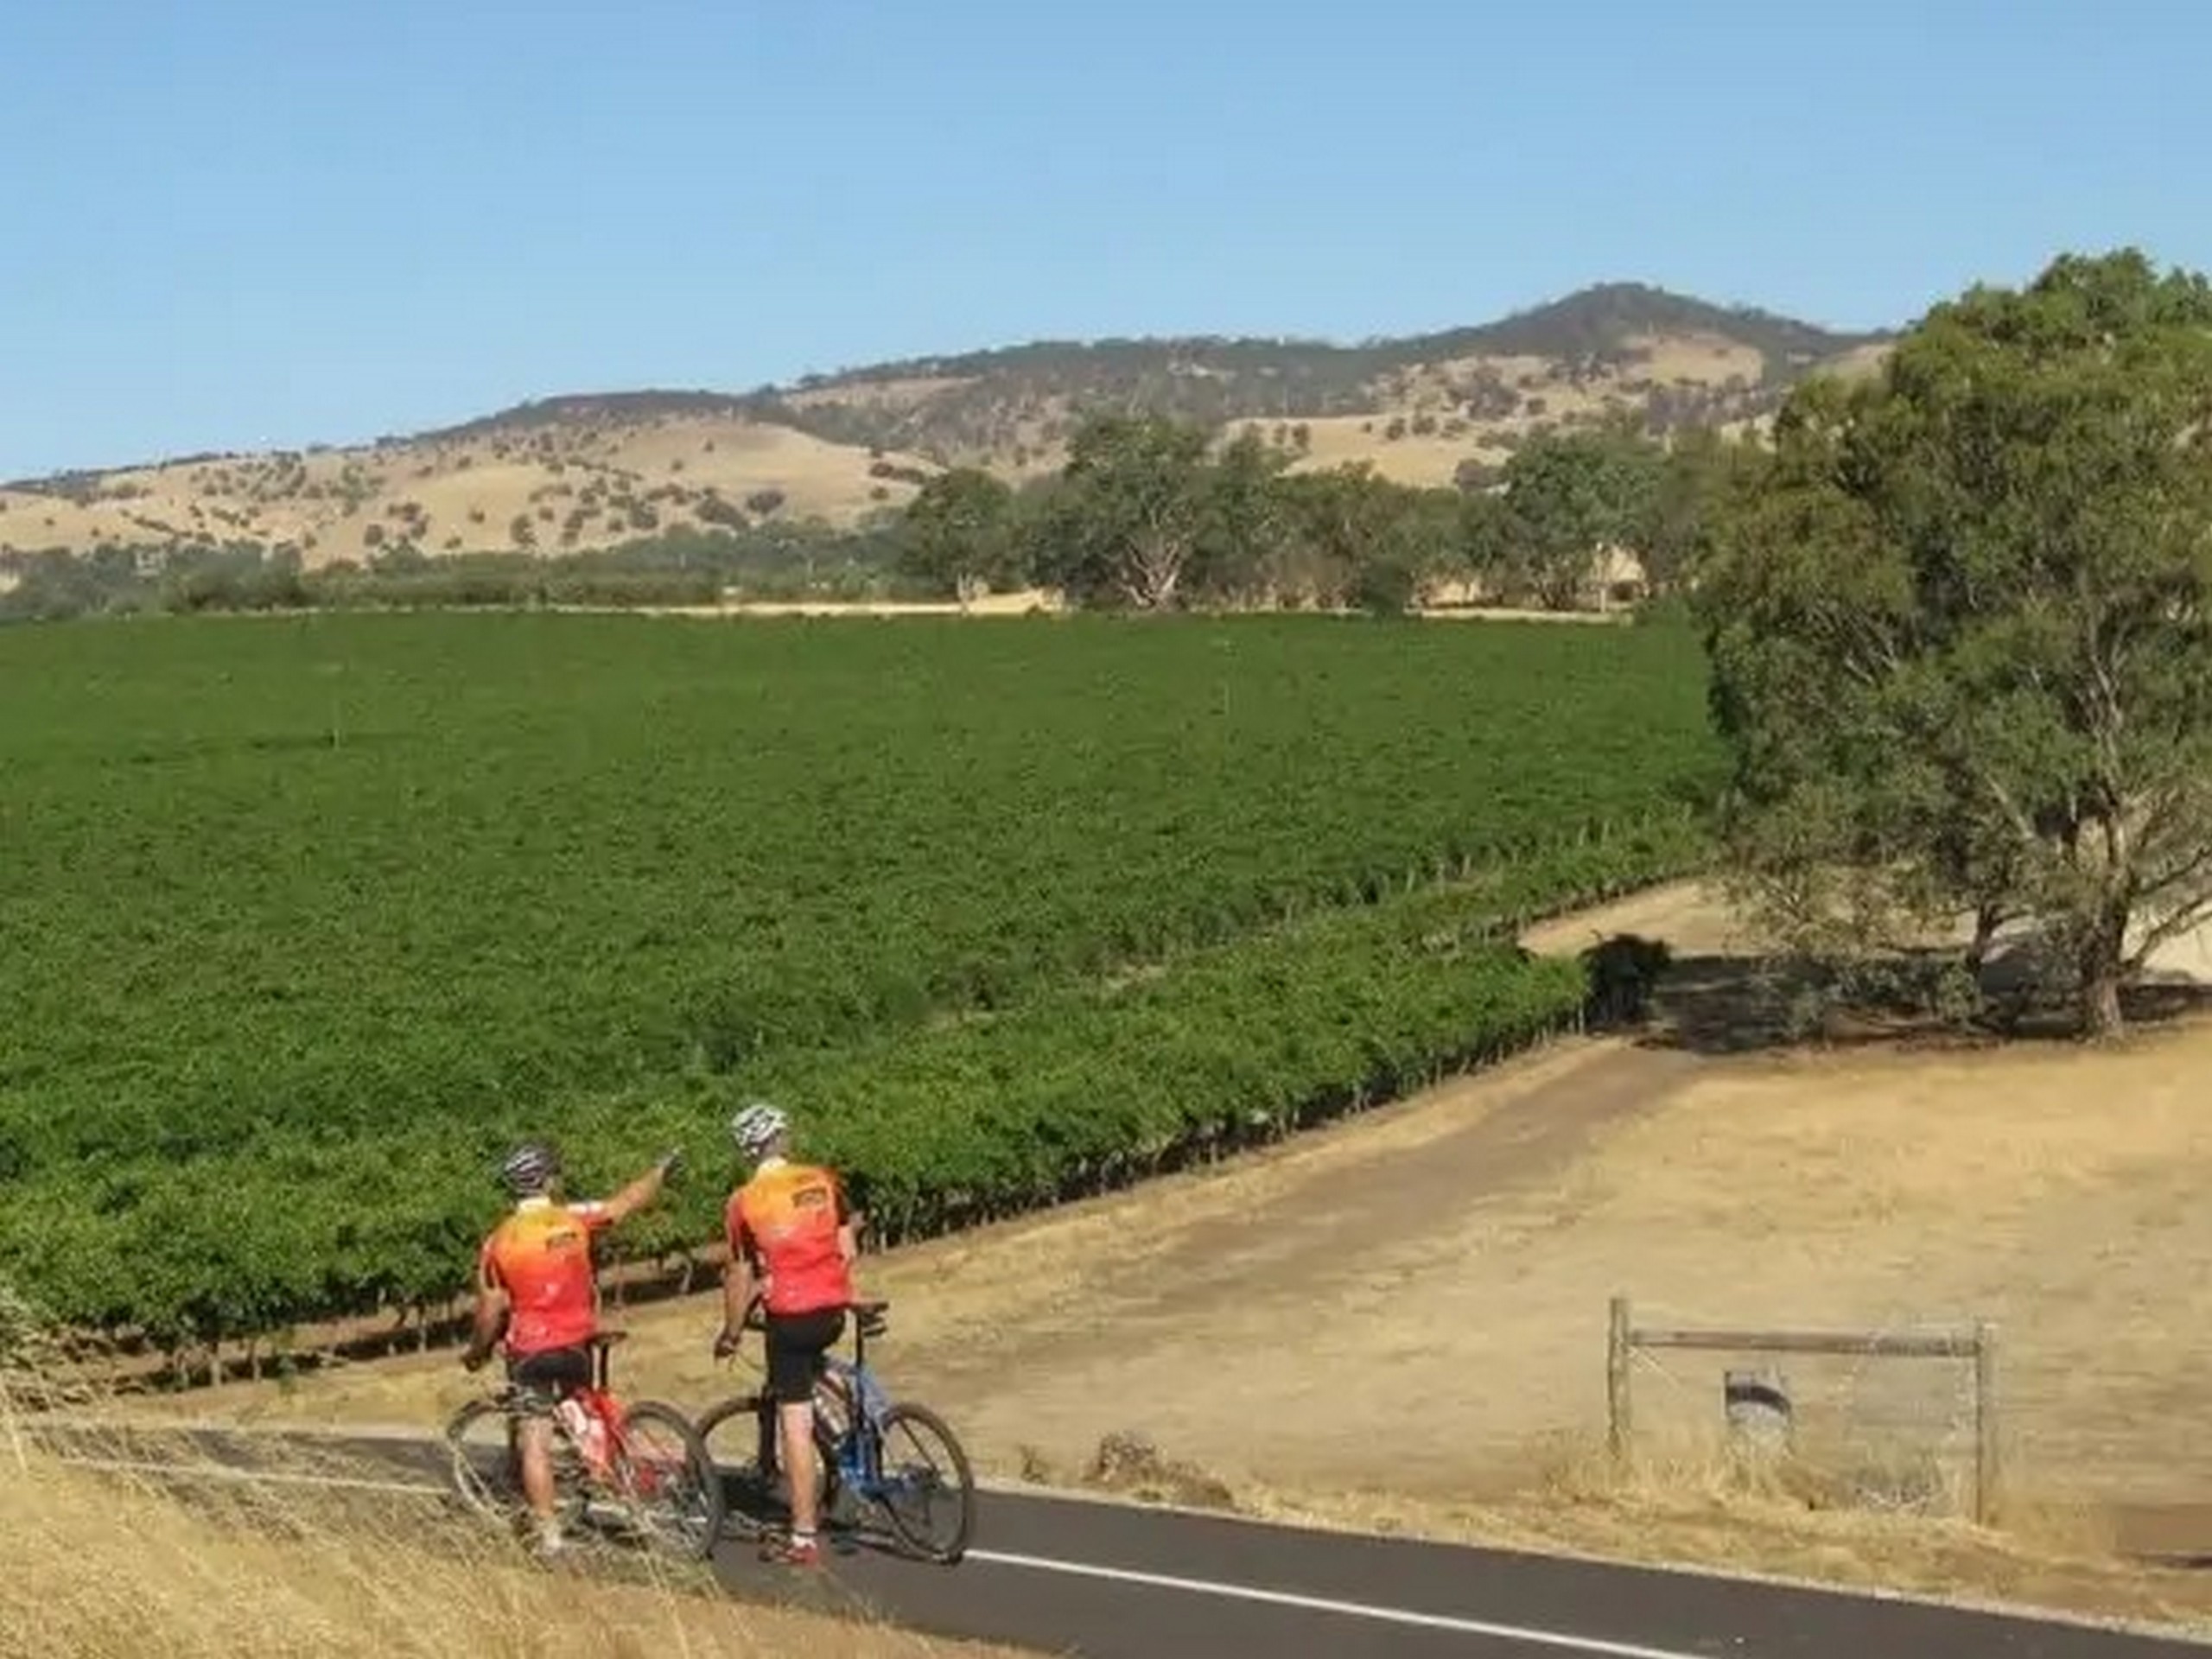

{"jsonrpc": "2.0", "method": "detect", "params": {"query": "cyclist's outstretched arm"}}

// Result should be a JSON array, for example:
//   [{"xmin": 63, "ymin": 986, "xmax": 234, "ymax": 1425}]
[{"xmin": 596, "ymin": 1149, "xmax": 683, "ymax": 1226}]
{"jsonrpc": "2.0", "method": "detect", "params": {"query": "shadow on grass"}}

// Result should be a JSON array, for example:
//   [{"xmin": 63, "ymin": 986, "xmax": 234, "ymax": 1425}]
[{"xmin": 1603, "ymin": 944, "xmax": 2212, "ymax": 1058}]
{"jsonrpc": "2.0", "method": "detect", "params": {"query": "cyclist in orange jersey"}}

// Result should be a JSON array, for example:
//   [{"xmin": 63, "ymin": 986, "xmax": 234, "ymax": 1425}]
[
  {"xmin": 715, "ymin": 1101, "xmax": 859, "ymax": 1568},
  {"xmin": 461, "ymin": 1139, "xmax": 681, "ymax": 1559}
]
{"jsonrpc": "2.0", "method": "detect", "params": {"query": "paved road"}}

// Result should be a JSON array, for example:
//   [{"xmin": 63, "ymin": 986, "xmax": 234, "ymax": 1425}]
[{"xmin": 37, "ymin": 1422, "xmax": 2209, "ymax": 1658}]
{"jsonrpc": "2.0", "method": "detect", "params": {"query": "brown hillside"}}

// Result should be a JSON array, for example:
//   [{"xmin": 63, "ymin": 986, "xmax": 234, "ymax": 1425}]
[
  {"xmin": 1, "ymin": 283, "xmax": 1892, "ymax": 566},
  {"xmin": 0, "ymin": 415, "xmax": 932, "ymax": 571}
]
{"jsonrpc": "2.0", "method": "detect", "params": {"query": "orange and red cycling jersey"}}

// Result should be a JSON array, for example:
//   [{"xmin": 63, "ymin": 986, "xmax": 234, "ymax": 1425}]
[
  {"xmin": 478, "ymin": 1197, "xmax": 613, "ymax": 1357},
  {"xmin": 727, "ymin": 1160, "xmax": 854, "ymax": 1316}
]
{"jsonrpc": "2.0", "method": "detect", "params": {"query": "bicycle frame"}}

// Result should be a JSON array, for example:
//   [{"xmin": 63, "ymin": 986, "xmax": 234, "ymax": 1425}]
[
  {"xmin": 553, "ymin": 1392, "xmax": 623, "ymax": 1483},
  {"xmin": 728, "ymin": 1303, "xmax": 892, "ymax": 1490},
  {"xmin": 817, "ymin": 1373, "xmax": 891, "ymax": 1496},
  {"xmin": 506, "ymin": 1337, "xmax": 632, "ymax": 1487}
]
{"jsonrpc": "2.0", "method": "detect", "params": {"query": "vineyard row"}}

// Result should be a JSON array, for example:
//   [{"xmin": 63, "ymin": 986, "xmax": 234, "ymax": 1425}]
[{"xmin": 0, "ymin": 817, "xmax": 1701, "ymax": 1364}]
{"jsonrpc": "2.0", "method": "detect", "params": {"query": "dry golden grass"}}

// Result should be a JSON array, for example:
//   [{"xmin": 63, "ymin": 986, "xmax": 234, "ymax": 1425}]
[
  {"xmin": 0, "ymin": 413, "xmax": 931, "ymax": 569},
  {"xmin": 1274, "ymin": 416, "xmax": 1493, "ymax": 486},
  {"xmin": 0, "ymin": 1367, "xmax": 1023, "ymax": 1659},
  {"xmin": 0, "ymin": 490, "xmax": 118, "ymax": 548},
  {"xmin": 1619, "ymin": 333, "xmax": 1768, "ymax": 385}
]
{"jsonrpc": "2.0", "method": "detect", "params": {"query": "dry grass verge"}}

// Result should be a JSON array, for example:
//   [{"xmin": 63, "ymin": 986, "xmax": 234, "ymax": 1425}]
[{"xmin": 0, "ymin": 1370, "xmax": 1020, "ymax": 1659}]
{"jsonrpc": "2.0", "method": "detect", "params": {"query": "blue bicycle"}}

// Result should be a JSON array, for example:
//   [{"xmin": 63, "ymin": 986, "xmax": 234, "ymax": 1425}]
[{"xmin": 693, "ymin": 1297, "xmax": 975, "ymax": 1565}]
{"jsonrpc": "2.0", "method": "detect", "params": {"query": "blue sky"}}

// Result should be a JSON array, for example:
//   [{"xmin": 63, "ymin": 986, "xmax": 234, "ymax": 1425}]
[{"xmin": 3, "ymin": 0, "xmax": 2204, "ymax": 478}]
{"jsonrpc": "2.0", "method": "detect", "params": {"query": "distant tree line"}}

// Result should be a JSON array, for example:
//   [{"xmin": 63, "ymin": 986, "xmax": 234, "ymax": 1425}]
[
  {"xmin": 893, "ymin": 410, "xmax": 1751, "ymax": 615},
  {"xmin": 0, "ymin": 519, "xmax": 918, "ymax": 623},
  {"xmin": 1, "ymin": 410, "xmax": 1748, "ymax": 625}
]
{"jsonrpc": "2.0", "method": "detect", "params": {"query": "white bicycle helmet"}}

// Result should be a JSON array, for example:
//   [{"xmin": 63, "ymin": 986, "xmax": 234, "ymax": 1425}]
[
  {"xmin": 728, "ymin": 1101, "xmax": 790, "ymax": 1160},
  {"xmin": 499, "ymin": 1141, "xmax": 560, "ymax": 1196}
]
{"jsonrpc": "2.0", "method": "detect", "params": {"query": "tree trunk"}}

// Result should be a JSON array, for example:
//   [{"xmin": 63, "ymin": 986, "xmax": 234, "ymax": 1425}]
[
  {"xmin": 2076, "ymin": 897, "xmax": 2130, "ymax": 1040},
  {"xmin": 1121, "ymin": 531, "xmax": 1186, "ymax": 609},
  {"xmin": 2081, "ymin": 963, "xmax": 2125, "ymax": 1040},
  {"xmin": 1964, "ymin": 902, "xmax": 2004, "ymax": 980}
]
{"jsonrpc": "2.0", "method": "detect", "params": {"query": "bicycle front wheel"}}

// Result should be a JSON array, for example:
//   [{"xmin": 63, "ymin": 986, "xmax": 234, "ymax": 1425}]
[
  {"xmin": 872, "ymin": 1402, "xmax": 976, "ymax": 1565},
  {"xmin": 611, "ymin": 1401, "xmax": 726, "ymax": 1562}
]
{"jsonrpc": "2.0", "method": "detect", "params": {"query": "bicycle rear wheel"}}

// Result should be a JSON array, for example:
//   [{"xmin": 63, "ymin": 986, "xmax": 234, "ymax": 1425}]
[
  {"xmin": 443, "ymin": 1397, "xmax": 588, "ymax": 1539},
  {"xmin": 610, "ymin": 1401, "xmax": 725, "ymax": 1562},
  {"xmin": 870, "ymin": 1402, "xmax": 976, "ymax": 1565}
]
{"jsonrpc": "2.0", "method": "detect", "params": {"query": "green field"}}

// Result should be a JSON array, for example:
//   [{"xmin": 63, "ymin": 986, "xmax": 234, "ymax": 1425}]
[{"xmin": 0, "ymin": 612, "xmax": 1721, "ymax": 1353}]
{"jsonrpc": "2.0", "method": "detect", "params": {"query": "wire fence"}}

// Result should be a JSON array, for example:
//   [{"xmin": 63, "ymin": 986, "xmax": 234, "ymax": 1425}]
[{"xmin": 1606, "ymin": 1295, "xmax": 1999, "ymax": 1524}]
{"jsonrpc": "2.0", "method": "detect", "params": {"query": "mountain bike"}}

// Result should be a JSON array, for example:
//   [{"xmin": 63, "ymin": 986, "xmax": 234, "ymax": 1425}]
[
  {"xmin": 443, "ymin": 1330, "xmax": 725, "ymax": 1563},
  {"xmin": 692, "ymin": 1297, "xmax": 975, "ymax": 1565}
]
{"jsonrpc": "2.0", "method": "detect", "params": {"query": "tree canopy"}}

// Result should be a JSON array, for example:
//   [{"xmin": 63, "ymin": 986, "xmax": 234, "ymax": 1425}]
[
  {"xmin": 895, "ymin": 466, "xmax": 1021, "ymax": 603},
  {"xmin": 1484, "ymin": 419, "xmax": 1668, "ymax": 609},
  {"xmin": 1694, "ymin": 248, "xmax": 2212, "ymax": 1037}
]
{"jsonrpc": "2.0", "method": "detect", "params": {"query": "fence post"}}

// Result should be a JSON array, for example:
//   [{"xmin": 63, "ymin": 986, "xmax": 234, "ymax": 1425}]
[
  {"xmin": 1974, "ymin": 1319, "xmax": 1999, "ymax": 1526},
  {"xmin": 1608, "ymin": 1294, "xmax": 1632, "ymax": 1467}
]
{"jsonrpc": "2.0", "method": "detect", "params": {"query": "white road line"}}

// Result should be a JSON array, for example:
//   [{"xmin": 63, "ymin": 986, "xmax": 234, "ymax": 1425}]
[{"xmin": 965, "ymin": 1548, "xmax": 1713, "ymax": 1657}]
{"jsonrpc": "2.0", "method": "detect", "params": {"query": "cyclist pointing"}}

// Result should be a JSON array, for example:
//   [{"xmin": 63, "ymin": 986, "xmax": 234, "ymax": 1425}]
[
  {"xmin": 715, "ymin": 1101, "xmax": 858, "ymax": 1568},
  {"xmin": 462, "ymin": 1139, "xmax": 680, "ymax": 1560}
]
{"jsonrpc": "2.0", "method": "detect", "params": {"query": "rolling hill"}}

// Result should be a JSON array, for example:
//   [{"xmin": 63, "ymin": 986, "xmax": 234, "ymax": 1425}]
[{"xmin": 0, "ymin": 283, "xmax": 1891, "ymax": 570}]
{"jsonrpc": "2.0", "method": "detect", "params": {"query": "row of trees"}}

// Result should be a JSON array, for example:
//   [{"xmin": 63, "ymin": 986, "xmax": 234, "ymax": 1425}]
[
  {"xmin": 0, "ymin": 519, "xmax": 916, "ymax": 622},
  {"xmin": 895, "ymin": 413, "xmax": 1749, "ymax": 614},
  {"xmin": 7, "ymin": 410, "xmax": 1749, "ymax": 626}
]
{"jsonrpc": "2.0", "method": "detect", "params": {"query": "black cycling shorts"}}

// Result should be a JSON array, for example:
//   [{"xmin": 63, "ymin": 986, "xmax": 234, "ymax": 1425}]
[
  {"xmin": 506, "ymin": 1344, "xmax": 591, "ymax": 1416},
  {"xmin": 763, "ymin": 1307, "xmax": 846, "ymax": 1404}
]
